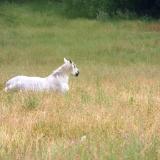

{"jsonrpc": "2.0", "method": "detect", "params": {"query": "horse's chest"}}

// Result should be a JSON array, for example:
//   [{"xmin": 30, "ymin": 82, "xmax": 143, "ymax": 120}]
[
  {"xmin": 60, "ymin": 83, "xmax": 69, "ymax": 93},
  {"xmin": 48, "ymin": 78, "xmax": 68, "ymax": 91}
]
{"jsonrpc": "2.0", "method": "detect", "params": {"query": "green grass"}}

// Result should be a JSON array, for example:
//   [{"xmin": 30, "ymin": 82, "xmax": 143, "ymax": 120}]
[{"xmin": 0, "ymin": 1, "xmax": 160, "ymax": 159}]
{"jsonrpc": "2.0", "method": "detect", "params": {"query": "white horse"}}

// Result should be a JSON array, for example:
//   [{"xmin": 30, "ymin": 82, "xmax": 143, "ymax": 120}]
[{"xmin": 5, "ymin": 58, "xmax": 79, "ymax": 93}]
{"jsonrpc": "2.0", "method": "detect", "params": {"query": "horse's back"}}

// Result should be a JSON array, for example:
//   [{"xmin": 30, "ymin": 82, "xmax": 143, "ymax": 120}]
[{"xmin": 5, "ymin": 76, "xmax": 45, "ymax": 91}]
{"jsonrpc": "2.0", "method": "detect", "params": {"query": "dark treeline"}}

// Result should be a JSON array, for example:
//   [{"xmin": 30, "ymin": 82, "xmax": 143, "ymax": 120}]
[
  {"xmin": 62, "ymin": 0, "xmax": 160, "ymax": 18},
  {"xmin": 2, "ymin": 0, "xmax": 160, "ymax": 18}
]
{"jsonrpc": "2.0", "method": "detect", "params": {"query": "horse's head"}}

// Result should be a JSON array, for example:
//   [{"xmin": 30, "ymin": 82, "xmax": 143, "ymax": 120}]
[{"xmin": 64, "ymin": 58, "xmax": 79, "ymax": 77}]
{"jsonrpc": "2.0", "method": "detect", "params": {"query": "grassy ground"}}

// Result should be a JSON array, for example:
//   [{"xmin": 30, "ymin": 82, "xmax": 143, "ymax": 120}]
[{"xmin": 0, "ymin": 1, "xmax": 160, "ymax": 159}]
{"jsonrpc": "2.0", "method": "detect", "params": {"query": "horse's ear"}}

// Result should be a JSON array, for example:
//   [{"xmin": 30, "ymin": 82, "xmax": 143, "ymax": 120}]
[
  {"xmin": 64, "ymin": 58, "xmax": 72, "ymax": 64},
  {"xmin": 64, "ymin": 58, "xmax": 68, "ymax": 63},
  {"xmin": 69, "ymin": 59, "xmax": 72, "ymax": 63}
]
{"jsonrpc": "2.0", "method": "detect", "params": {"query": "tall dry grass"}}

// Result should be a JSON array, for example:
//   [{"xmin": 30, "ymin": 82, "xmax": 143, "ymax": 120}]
[{"xmin": 1, "ymin": 66, "xmax": 160, "ymax": 159}]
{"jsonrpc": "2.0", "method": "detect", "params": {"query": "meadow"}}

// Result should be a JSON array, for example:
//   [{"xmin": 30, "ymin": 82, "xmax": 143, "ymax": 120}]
[{"xmin": 0, "ymin": 1, "xmax": 160, "ymax": 159}]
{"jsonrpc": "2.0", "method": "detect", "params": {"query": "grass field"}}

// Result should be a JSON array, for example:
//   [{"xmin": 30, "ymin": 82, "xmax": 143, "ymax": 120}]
[{"xmin": 0, "ymin": 1, "xmax": 160, "ymax": 159}]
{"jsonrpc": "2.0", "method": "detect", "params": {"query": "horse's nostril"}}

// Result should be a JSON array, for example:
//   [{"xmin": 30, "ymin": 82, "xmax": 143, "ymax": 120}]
[{"xmin": 75, "ymin": 71, "xmax": 79, "ymax": 76}]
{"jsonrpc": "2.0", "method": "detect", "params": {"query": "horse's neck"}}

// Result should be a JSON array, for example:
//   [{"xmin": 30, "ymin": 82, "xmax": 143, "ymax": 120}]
[
  {"xmin": 53, "ymin": 64, "xmax": 66, "ymax": 73},
  {"xmin": 48, "ymin": 64, "xmax": 69, "ymax": 83}
]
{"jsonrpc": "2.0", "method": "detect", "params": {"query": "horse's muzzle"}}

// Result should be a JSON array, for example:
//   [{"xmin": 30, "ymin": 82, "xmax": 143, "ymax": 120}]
[{"xmin": 75, "ymin": 71, "xmax": 79, "ymax": 77}]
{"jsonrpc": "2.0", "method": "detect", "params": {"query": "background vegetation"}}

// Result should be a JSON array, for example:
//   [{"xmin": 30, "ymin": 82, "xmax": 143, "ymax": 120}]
[
  {"xmin": 0, "ymin": 1, "xmax": 160, "ymax": 159},
  {"xmin": 2, "ymin": 0, "xmax": 160, "ymax": 18},
  {"xmin": 62, "ymin": 0, "xmax": 160, "ymax": 18}
]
